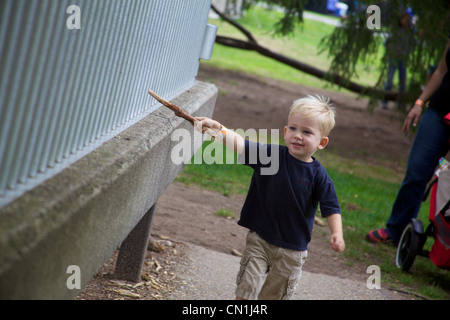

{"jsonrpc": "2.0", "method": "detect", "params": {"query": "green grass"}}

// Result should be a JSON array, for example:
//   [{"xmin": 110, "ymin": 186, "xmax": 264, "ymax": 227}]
[
  {"xmin": 323, "ymin": 160, "xmax": 450, "ymax": 300},
  {"xmin": 176, "ymin": 160, "xmax": 252, "ymax": 197},
  {"xmin": 215, "ymin": 208, "xmax": 237, "ymax": 219},
  {"xmin": 205, "ymin": 7, "xmax": 385, "ymax": 93},
  {"xmin": 336, "ymin": 170, "xmax": 450, "ymax": 300},
  {"xmin": 175, "ymin": 140, "xmax": 252, "ymax": 197}
]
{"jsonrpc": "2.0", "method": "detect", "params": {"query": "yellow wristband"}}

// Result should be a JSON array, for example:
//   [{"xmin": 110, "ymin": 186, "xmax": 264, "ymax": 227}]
[{"xmin": 415, "ymin": 99, "xmax": 424, "ymax": 107}]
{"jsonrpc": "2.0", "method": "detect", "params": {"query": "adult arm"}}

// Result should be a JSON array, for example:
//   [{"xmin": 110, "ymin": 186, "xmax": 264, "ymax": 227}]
[{"xmin": 402, "ymin": 40, "xmax": 450, "ymax": 132}]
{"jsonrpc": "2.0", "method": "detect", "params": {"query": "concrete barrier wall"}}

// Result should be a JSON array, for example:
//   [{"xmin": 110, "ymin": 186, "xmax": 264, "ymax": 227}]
[{"xmin": 0, "ymin": 81, "xmax": 217, "ymax": 299}]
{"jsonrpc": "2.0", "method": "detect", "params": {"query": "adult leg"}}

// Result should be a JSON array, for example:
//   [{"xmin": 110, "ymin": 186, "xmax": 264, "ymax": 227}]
[
  {"xmin": 386, "ymin": 108, "xmax": 450, "ymax": 242},
  {"xmin": 382, "ymin": 60, "xmax": 396, "ymax": 108}
]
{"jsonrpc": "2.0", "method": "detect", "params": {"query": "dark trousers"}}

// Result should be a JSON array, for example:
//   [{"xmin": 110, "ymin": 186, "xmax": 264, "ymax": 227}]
[{"xmin": 387, "ymin": 108, "xmax": 450, "ymax": 242}]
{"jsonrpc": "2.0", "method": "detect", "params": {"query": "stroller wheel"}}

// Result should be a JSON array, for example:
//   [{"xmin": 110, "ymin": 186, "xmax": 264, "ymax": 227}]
[{"xmin": 396, "ymin": 221, "xmax": 422, "ymax": 271}]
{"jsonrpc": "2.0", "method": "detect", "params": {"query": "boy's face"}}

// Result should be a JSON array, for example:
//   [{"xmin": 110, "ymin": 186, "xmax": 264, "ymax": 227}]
[{"xmin": 284, "ymin": 113, "xmax": 329, "ymax": 162}]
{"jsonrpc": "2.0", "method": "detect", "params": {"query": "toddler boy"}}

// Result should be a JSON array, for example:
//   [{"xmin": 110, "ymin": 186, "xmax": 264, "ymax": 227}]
[{"xmin": 195, "ymin": 95, "xmax": 345, "ymax": 300}]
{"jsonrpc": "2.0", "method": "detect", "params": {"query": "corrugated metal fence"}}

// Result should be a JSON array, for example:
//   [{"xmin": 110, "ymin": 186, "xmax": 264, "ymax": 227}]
[{"xmin": 0, "ymin": 0, "xmax": 216, "ymax": 209}]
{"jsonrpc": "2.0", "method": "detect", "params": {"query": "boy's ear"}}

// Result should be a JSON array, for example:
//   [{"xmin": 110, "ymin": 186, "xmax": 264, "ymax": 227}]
[{"xmin": 317, "ymin": 137, "xmax": 329, "ymax": 150}]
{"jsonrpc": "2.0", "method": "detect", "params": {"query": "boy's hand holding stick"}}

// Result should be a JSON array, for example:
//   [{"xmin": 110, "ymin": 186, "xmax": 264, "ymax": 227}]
[{"xmin": 148, "ymin": 89, "xmax": 220, "ymax": 140}]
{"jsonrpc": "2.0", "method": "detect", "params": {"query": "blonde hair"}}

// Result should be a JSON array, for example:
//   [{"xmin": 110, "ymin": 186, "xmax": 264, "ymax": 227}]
[{"xmin": 289, "ymin": 95, "xmax": 336, "ymax": 136}]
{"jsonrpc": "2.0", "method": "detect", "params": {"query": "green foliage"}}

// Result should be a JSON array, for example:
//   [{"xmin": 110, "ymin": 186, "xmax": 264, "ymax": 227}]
[
  {"xmin": 207, "ymin": 6, "xmax": 382, "ymax": 91},
  {"xmin": 263, "ymin": 0, "xmax": 307, "ymax": 36},
  {"xmin": 318, "ymin": 13, "xmax": 382, "ymax": 86},
  {"xmin": 222, "ymin": 0, "xmax": 450, "ymax": 106},
  {"xmin": 319, "ymin": 0, "xmax": 450, "ymax": 102}
]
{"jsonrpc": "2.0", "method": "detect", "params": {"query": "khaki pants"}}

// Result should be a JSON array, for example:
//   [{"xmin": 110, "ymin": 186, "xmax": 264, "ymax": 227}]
[{"xmin": 235, "ymin": 231, "xmax": 307, "ymax": 300}]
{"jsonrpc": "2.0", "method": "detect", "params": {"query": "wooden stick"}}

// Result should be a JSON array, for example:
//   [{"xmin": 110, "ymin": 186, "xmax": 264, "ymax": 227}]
[
  {"xmin": 148, "ymin": 89, "xmax": 219, "ymax": 139},
  {"xmin": 148, "ymin": 89, "xmax": 196, "ymax": 125}
]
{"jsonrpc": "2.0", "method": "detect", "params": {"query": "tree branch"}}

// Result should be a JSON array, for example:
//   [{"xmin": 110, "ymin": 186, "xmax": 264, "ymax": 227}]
[
  {"xmin": 148, "ymin": 89, "xmax": 219, "ymax": 139},
  {"xmin": 215, "ymin": 35, "xmax": 405, "ymax": 102},
  {"xmin": 211, "ymin": 3, "xmax": 258, "ymax": 44},
  {"xmin": 210, "ymin": 4, "xmax": 407, "ymax": 102}
]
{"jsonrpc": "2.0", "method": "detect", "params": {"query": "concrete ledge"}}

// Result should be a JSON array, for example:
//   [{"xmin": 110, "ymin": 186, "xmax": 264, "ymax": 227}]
[{"xmin": 0, "ymin": 81, "xmax": 217, "ymax": 299}]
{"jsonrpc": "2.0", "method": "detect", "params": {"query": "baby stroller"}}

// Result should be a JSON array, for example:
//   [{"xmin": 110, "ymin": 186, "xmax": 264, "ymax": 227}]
[{"xmin": 396, "ymin": 157, "xmax": 450, "ymax": 271}]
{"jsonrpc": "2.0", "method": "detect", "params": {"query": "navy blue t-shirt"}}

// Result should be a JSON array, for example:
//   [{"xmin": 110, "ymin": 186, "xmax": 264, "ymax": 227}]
[{"xmin": 237, "ymin": 140, "xmax": 341, "ymax": 251}]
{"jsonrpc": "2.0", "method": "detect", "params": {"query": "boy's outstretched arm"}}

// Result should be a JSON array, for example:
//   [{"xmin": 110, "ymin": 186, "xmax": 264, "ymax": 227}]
[
  {"xmin": 326, "ymin": 213, "xmax": 345, "ymax": 253},
  {"xmin": 194, "ymin": 117, "xmax": 245, "ymax": 154}
]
